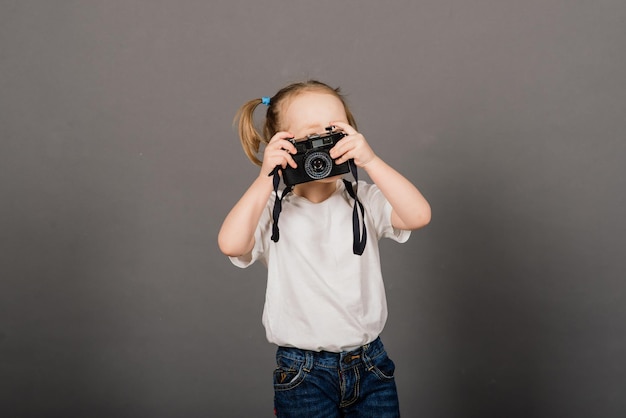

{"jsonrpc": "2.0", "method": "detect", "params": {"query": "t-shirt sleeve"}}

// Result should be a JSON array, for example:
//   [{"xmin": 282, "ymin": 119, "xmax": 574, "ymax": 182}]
[
  {"xmin": 228, "ymin": 194, "xmax": 274, "ymax": 268},
  {"xmin": 358, "ymin": 181, "xmax": 411, "ymax": 243}
]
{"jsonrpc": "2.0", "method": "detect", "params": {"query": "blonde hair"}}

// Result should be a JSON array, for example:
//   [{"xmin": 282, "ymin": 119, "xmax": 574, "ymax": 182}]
[{"xmin": 234, "ymin": 80, "xmax": 358, "ymax": 166}]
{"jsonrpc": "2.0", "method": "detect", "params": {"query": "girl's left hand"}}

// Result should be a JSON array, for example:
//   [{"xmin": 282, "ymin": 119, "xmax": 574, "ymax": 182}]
[{"xmin": 328, "ymin": 121, "xmax": 376, "ymax": 168}]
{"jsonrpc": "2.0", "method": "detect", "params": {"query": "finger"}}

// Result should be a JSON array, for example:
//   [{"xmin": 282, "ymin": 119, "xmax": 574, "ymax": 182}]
[
  {"xmin": 287, "ymin": 153, "xmax": 297, "ymax": 168},
  {"xmin": 268, "ymin": 137, "xmax": 297, "ymax": 155},
  {"xmin": 273, "ymin": 148, "xmax": 298, "ymax": 169},
  {"xmin": 283, "ymin": 140, "xmax": 298, "ymax": 154},
  {"xmin": 334, "ymin": 148, "xmax": 353, "ymax": 164},
  {"xmin": 330, "ymin": 121, "xmax": 357, "ymax": 135},
  {"xmin": 269, "ymin": 131, "xmax": 294, "ymax": 144},
  {"xmin": 329, "ymin": 135, "xmax": 352, "ymax": 159},
  {"xmin": 331, "ymin": 147, "xmax": 353, "ymax": 164},
  {"xmin": 275, "ymin": 149, "xmax": 297, "ymax": 168}
]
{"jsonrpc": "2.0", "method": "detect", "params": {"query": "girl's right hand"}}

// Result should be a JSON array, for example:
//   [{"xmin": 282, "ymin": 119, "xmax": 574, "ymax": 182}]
[{"xmin": 260, "ymin": 132, "xmax": 298, "ymax": 177}]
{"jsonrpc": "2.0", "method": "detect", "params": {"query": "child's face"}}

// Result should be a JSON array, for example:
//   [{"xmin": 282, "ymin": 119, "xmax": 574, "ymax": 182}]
[{"xmin": 281, "ymin": 91, "xmax": 348, "ymax": 140}]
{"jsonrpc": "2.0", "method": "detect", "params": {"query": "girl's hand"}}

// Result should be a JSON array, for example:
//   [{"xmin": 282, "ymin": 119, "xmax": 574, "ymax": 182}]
[
  {"xmin": 260, "ymin": 132, "xmax": 298, "ymax": 177},
  {"xmin": 328, "ymin": 121, "xmax": 376, "ymax": 167}
]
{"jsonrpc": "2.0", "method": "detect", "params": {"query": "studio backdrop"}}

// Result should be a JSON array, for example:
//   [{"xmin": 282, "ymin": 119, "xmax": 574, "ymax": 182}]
[{"xmin": 1, "ymin": 1, "xmax": 625, "ymax": 417}]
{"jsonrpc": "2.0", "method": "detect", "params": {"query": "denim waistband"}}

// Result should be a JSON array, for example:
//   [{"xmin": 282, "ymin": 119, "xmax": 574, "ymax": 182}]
[{"xmin": 276, "ymin": 337, "xmax": 387, "ymax": 371}]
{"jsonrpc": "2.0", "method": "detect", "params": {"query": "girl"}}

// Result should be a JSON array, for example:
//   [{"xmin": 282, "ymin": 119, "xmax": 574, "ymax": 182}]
[{"xmin": 218, "ymin": 80, "xmax": 430, "ymax": 417}]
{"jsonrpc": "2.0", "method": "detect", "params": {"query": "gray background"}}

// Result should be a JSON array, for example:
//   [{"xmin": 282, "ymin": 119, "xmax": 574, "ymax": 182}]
[{"xmin": 1, "ymin": 1, "xmax": 625, "ymax": 417}]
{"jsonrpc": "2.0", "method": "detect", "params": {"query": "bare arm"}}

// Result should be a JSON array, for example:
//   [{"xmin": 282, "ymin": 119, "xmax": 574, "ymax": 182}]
[
  {"xmin": 217, "ymin": 175, "xmax": 274, "ymax": 257},
  {"xmin": 330, "ymin": 122, "xmax": 431, "ymax": 231},
  {"xmin": 362, "ymin": 156, "xmax": 431, "ymax": 230},
  {"xmin": 218, "ymin": 132, "xmax": 297, "ymax": 256}
]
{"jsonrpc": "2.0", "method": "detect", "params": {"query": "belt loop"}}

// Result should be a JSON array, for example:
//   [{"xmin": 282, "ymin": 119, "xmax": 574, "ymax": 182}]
[
  {"xmin": 303, "ymin": 351, "xmax": 313, "ymax": 373},
  {"xmin": 361, "ymin": 343, "xmax": 375, "ymax": 371}
]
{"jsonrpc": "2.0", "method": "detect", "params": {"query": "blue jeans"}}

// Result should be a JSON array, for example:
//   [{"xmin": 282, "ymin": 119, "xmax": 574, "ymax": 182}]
[{"xmin": 273, "ymin": 337, "xmax": 400, "ymax": 417}]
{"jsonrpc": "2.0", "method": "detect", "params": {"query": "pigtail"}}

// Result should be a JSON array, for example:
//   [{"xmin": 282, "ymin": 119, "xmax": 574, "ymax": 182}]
[{"xmin": 234, "ymin": 98, "xmax": 266, "ymax": 166}]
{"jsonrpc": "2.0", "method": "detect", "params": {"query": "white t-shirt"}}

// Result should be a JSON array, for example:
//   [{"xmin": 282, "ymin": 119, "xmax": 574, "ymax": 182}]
[{"xmin": 230, "ymin": 179, "xmax": 410, "ymax": 352}]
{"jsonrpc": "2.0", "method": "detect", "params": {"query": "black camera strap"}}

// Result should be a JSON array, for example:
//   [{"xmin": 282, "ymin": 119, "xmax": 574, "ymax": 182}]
[
  {"xmin": 343, "ymin": 159, "xmax": 367, "ymax": 255},
  {"xmin": 269, "ymin": 166, "xmax": 293, "ymax": 243},
  {"xmin": 268, "ymin": 159, "xmax": 367, "ymax": 255}
]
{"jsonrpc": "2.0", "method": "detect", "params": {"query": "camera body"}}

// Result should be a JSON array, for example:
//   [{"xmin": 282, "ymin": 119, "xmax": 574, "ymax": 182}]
[{"xmin": 282, "ymin": 127, "xmax": 349, "ymax": 186}]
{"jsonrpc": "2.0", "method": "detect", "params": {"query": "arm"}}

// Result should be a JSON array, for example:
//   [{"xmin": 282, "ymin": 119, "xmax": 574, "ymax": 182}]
[
  {"xmin": 330, "ymin": 122, "xmax": 431, "ymax": 231},
  {"xmin": 218, "ymin": 132, "xmax": 298, "ymax": 256}
]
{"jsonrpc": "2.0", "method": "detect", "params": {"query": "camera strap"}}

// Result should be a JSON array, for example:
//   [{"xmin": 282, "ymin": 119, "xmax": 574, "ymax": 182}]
[
  {"xmin": 269, "ymin": 166, "xmax": 293, "ymax": 243},
  {"xmin": 267, "ymin": 159, "xmax": 367, "ymax": 256},
  {"xmin": 343, "ymin": 159, "xmax": 367, "ymax": 255}
]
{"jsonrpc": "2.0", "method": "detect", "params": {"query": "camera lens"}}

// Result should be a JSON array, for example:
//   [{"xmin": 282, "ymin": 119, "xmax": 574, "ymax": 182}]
[{"xmin": 304, "ymin": 151, "xmax": 333, "ymax": 180}]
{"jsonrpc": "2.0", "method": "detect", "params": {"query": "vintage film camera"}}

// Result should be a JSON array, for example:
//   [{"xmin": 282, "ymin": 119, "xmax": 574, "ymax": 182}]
[{"xmin": 282, "ymin": 126, "xmax": 350, "ymax": 186}]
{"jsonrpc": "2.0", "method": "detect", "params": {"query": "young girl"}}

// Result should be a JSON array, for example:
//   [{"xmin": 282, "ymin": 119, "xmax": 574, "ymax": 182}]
[{"xmin": 218, "ymin": 80, "xmax": 431, "ymax": 417}]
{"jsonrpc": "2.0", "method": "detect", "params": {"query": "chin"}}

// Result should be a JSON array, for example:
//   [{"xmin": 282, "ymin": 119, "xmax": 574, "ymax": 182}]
[{"xmin": 315, "ymin": 175, "xmax": 343, "ymax": 184}]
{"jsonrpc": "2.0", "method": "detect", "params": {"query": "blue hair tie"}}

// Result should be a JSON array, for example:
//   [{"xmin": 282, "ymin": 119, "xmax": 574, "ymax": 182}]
[{"xmin": 262, "ymin": 96, "xmax": 271, "ymax": 106}]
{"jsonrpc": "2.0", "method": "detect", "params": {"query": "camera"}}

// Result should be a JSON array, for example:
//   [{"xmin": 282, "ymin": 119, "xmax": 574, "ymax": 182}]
[{"xmin": 282, "ymin": 126, "xmax": 349, "ymax": 186}]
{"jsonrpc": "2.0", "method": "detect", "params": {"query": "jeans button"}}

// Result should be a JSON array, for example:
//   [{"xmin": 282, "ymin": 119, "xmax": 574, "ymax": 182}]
[{"xmin": 343, "ymin": 354, "xmax": 360, "ymax": 364}]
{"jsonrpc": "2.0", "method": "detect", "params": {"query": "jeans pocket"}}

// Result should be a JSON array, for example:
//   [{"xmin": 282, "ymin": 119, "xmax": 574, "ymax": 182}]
[
  {"xmin": 273, "ymin": 355, "xmax": 307, "ymax": 391},
  {"xmin": 367, "ymin": 351, "xmax": 396, "ymax": 381}
]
